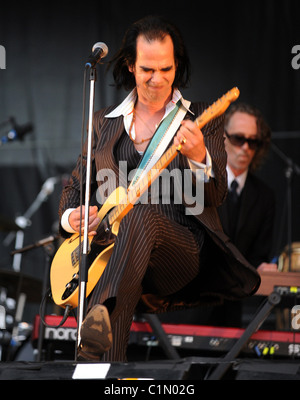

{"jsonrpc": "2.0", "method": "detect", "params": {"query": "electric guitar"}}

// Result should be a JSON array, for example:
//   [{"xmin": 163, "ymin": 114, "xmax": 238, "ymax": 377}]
[{"xmin": 50, "ymin": 87, "xmax": 240, "ymax": 308}]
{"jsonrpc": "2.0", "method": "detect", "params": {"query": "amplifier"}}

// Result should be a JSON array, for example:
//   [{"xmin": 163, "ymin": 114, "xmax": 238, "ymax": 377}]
[{"xmin": 32, "ymin": 315, "xmax": 300, "ymax": 358}]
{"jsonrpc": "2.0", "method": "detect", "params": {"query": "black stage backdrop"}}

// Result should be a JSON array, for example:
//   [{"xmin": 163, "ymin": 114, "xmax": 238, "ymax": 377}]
[{"xmin": 0, "ymin": 1, "xmax": 299, "ymax": 320}]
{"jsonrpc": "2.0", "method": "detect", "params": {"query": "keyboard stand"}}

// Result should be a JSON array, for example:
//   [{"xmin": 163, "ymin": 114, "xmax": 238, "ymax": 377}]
[{"xmin": 205, "ymin": 291, "xmax": 281, "ymax": 380}]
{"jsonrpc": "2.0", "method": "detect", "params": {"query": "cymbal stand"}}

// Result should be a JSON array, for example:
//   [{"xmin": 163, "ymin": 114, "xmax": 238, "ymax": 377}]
[
  {"xmin": 10, "ymin": 235, "xmax": 58, "ymax": 361},
  {"xmin": 3, "ymin": 176, "xmax": 59, "ymax": 272},
  {"xmin": 7, "ymin": 235, "xmax": 59, "ymax": 361},
  {"xmin": 2, "ymin": 177, "xmax": 58, "ymax": 358}
]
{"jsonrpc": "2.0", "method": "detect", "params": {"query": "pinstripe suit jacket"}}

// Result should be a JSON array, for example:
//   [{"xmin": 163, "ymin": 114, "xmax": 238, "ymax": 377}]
[{"xmin": 59, "ymin": 100, "xmax": 260, "ymax": 309}]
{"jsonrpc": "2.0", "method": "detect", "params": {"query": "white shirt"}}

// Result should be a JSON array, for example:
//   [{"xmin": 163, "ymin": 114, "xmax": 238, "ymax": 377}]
[
  {"xmin": 62, "ymin": 89, "xmax": 214, "ymax": 233},
  {"xmin": 105, "ymin": 88, "xmax": 214, "ymax": 177},
  {"xmin": 226, "ymin": 165, "xmax": 248, "ymax": 196}
]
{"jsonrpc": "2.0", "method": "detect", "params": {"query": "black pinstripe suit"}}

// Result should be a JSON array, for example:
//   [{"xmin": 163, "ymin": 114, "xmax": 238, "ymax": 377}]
[{"xmin": 59, "ymin": 101, "xmax": 260, "ymax": 361}]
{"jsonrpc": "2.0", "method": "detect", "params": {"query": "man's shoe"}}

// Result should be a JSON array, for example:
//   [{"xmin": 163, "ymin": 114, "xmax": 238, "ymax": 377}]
[{"xmin": 77, "ymin": 304, "xmax": 113, "ymax": 361}]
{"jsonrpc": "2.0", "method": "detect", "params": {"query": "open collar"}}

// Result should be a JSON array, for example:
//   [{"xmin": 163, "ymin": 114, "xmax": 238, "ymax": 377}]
[{"xmin": 105, "ymin": 88, "xmax": 192, "ymax": 137}]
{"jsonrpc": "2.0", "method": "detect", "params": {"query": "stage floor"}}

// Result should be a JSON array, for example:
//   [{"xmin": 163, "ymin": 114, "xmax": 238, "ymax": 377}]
[{"xmin": 1, "ymin": 357, "xmax": 300, "ymax": 380}]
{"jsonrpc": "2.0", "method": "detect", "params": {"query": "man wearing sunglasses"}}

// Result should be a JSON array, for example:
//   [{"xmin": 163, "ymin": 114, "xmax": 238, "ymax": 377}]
[
  {"xmin": 175, "ymin": 104, "xmax": 278, "ymax": 329},
  {"xmin": 219, "ymin": 103, "xmax": 277, "ymax": 273}
]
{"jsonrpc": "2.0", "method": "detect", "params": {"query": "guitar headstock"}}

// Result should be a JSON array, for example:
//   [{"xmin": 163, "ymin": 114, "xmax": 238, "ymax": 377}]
[{"xmin": 195, "ymin": 87, "xmax": 240, "ymax": 129}]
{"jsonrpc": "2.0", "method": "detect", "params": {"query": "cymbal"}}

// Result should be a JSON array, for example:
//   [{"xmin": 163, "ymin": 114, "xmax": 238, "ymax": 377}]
[
  {"xmin": 0, "ymin": 215, "xmax": 20, "ymax": 232},
  {"xmin": 0, "ymin": 269, "xmax": 42, "ymax": 303}
]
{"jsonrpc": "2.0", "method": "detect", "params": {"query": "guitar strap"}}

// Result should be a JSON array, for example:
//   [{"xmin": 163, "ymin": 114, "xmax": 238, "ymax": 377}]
[{"xmin": 128, "ymin": 99, "xmax": 190, "ymax": 189}]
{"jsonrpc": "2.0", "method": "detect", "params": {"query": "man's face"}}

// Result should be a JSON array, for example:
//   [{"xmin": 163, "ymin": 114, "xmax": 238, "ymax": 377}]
[
  {"xmin": 128, "ymin": 34, "xmax": 176, "ymax": 105},
  {"xmin": 225, "ymin": 111, "xmax": 258, "ymax": 175}
]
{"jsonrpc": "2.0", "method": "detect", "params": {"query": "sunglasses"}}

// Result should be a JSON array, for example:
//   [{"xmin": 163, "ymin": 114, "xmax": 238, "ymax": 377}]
[{"xmin": 224, "ymin": 130, "xmax": 261, "ymax": 150}]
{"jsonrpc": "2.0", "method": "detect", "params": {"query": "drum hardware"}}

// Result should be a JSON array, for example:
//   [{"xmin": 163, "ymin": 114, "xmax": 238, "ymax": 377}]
[
  {"xmin": 0, "ymin": 235, "xmax": 58, "ymax": 361},
  {"xmin": 0, "ymin": 153, "xmax": 62, "ymax": 359},
  {"xmin": 3, "ymin": 175, "xmax": 60, "ymax": 271},
  {"xmin": 7, "ymin": 235, "xmax": 59, "ymax": 361},
  {"xmin": 0, "ymin": 305, "xmax": 5, "ymax": 329},
  {"xmin": 0, "ymin": 174, "xmax": 60, "ymax": 360},
  {"xmin": 0, "ymin": 286, "xmax": 15, "ymax": 360}
]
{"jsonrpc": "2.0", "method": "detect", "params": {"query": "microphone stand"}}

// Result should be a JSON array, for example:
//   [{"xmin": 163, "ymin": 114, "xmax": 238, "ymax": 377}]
[
  {"xmin": 271, "ymin": 143, "xmax": 300, "ymax": 271},
  {"xmin": 76, "ymin": 65, "xmax": 97, "ymax": 356}
]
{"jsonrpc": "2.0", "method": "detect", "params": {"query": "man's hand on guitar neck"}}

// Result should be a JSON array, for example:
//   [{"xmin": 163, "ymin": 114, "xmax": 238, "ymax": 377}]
[
  {"xmin": 174, "ymin": 119, "xmax": 206, "ymax": 163},
  {"xmin": 68, "ymin": 205, "xmax": 100, "ymax": 236}
]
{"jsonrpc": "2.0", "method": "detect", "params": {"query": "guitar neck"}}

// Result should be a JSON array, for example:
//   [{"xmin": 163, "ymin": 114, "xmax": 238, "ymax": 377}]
[{"xmin": 195, "ymin": 87, "xmax": 240, "ymax": 130}]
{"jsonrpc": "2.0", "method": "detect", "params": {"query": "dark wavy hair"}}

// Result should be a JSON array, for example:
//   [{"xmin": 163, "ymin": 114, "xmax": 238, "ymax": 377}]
[
  {"xmin": 108, "ymin": 15, "xmax": 191, "ymax": 91},
  {"xmin": 224, "ymin": 103, "xmax": 272, "ymax": 171}
]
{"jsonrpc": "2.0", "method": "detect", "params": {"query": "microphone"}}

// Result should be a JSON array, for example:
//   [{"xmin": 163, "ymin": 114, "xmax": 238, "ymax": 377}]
[
  {"xmin": 0, "ymin": 120, "xmax": 33, "ymax": 145},
  {"xmin": 85, "ymin": 42, "xmax": 108, "ymax": 68}
]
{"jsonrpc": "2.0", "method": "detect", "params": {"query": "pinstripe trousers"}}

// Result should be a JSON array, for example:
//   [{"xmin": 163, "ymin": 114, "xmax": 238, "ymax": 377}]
[
  {"xmin": 88, "ymin": 203, "xmax": 204, "ymax": 361},
  {"xmin": 84, "ymin": 130, "xmax": 205, "ymax": 361}
]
